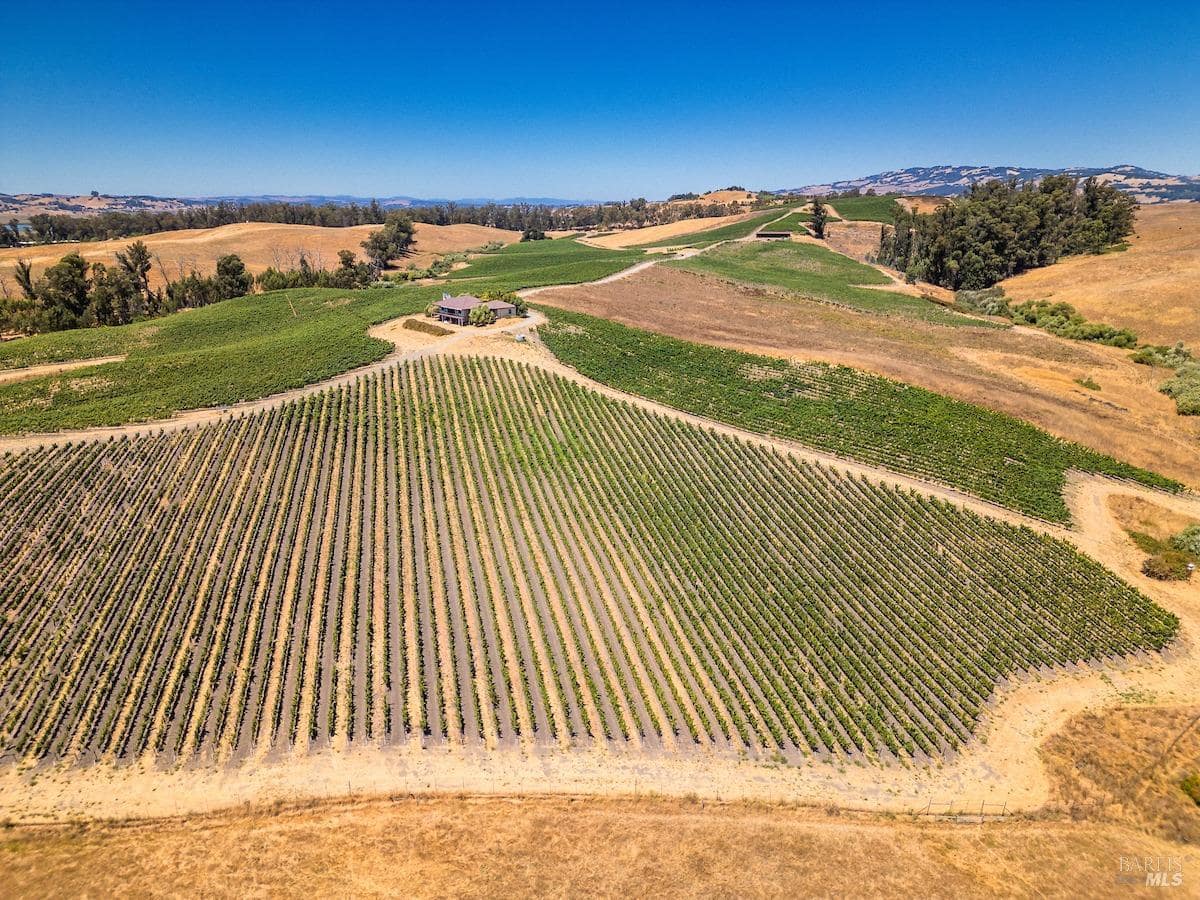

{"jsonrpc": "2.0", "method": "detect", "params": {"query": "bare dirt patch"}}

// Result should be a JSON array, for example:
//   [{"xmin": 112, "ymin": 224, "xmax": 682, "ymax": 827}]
[
  {"xmin": 0, "ymin": 222, "xmax": 519, "ymax": 290},
  {"xmin": 1002, "ymin": 202, "xmax": 1200, "ymax": 347},
  {"xmin": 896, "ymin": 196, "xmax": 949, "ymax": 215},
  {"xmin": 820, "ymin": 220, "xmax": 881, "ymax": 262},
  {"xmin": 533, "ymin": 265, "xmax": 1200, "ymax": 487},
  {"xmin": 0, "ymin": 356, "xmax": 125, "ymax": 386}
]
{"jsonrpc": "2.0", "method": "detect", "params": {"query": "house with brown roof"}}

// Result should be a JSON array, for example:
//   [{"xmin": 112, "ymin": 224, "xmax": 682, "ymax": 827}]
[{"xmin": 435, "ymin": 293, "xmax": 518, "ymax": 326}]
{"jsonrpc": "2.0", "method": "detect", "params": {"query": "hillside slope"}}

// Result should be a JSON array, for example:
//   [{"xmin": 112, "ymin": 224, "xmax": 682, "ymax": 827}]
[
  {"xmin": 785, "ymin": 164, "xmax": 1200, "ymax": 203},
  {"xmin": 0, "ymin": 221, "xmax": 519, "ymax": 289},
  {"xmin": 1001, "ymin": 202, "xmax": 1200, "ymax": 347}
]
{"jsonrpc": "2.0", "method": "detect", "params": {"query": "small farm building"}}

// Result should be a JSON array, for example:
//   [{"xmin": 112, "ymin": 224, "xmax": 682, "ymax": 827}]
[{"xmin": 435, "ymin": 293, "xmax": 518, "ymax": 325}]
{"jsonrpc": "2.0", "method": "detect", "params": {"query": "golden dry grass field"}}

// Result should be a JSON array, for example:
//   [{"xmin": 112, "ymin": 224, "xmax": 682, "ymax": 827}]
[
  {"xmin": 3, "ymin": 705, "xmax": 1195, "ymax": 898},
  {"xmin": 0, "ymin": 221, "xmax": 519, "ymax": 290},
  {"xmin": 1002, "ymin": 202, "xmax": 1200, "ymax": 347},
  {"xmin": 583, "ymin": 211, "xmax": 753, "ymax": 248}
]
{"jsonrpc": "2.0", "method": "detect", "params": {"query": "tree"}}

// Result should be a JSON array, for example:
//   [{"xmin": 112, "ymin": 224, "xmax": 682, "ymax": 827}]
[
  {"xmin": 38, "ymin": 252, "xmax": 91, "ymax": 330},
  {"xmin": 214, "ymin": 254, "xmax": 253, "ymax": 299},
  {"xmin": 361, "ymin": 213, "xmax": 416, "ymax": 269},
  {"xmin": 467, "ymin": 302, "xmax": 496, "ymax": 326},
  {"xmin": 115, "ymin": 239, "xmax": 154, "ymax": 312},
  {"xmin": 521, "ymin": 226, "xmax": 547, "ymax": 242},
  {"xmin": 0, "ymin": 219, "xmax": 19, "ymax": 248},
  {"xmin": 481, "ymin": 288, "xmax": 526, "ymax": 316},
  {"xmin": 14, "ymin": 259, "xmax": 35, "ymax": 300},
  {"xmin": 810, "ymin": 196, "xmax": 828, "ymax": 240}
]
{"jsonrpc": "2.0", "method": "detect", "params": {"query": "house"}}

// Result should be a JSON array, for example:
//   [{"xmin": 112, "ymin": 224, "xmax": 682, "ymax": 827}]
[{"xmin": 434, "ymin": 293, "xmax": 518, "ymax": 326}]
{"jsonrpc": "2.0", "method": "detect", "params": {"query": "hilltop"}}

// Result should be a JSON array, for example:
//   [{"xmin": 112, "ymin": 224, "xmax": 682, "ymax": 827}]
[{"xmin": 783, "ymin": 164, "xmax": 1200, "ymax": 203}]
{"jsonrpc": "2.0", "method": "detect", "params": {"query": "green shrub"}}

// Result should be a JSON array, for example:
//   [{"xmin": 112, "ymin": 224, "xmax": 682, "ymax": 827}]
[
  {"xmin": 1142, "ymin": 551, "xmax": 1194, "ymax": 581},
  {"xmin": 1010, "ymin": 300, "xmax": 1138, "ymax": 347},
  {"xmin": 1170, "ymin": 524, "xmax": 1200, "ymax": 556},
  {"xmin": 403, "ymin": 317, "xmax": 451, "ymax": 337},
  {"xmin": 1075, "ymin": 376, "xmax": 1101, "ymax": 391},
  {"xmin": 1182, "ymin": 774, "xmax": 1200, "ymax": 806},
  {"xmin": 1159, "ymin": 363, "xmax": 1200, "ymax": 415},
  {"xmin": 1131, "ymin": 342, "xmax": 1193, "ymax": 369},
  {"xmin": 956, "ymin": 287, "xmax": 1011, "ymax": 317}
]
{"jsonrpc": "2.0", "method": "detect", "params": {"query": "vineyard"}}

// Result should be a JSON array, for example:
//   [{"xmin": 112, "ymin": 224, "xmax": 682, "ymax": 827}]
[
  {"xmin": 632, "ymin": 208, "xmax": 792, "ymax": 248},
  {"xmin": 0, "ymin": 357, "xmax": 1176, "ymax": 769},
  {"xmin": 665, "ymin": 241, "xmax": 988, "ymax": 326},
  {"xmin": 0, "ymin": 285, "xmax": 437, "ymax": 434},
  {"xmin": 538, "ymin": 307, "xmax": 1182, "ymax": 521},
  {"xmin": 444, "ymin": 238, "xmax": 644, "ymax": 293}
]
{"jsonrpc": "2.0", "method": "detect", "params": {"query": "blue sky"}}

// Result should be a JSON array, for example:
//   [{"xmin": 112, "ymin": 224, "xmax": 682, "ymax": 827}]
[{"xmin": 3, "ymin": 0, "xmax": 1198, "ymax": 199}]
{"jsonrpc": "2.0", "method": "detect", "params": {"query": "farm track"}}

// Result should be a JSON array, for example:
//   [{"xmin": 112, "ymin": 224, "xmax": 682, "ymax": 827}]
[{"xmin": 0, "ymin": 354, "xmax": 1180, "ymax": 780}]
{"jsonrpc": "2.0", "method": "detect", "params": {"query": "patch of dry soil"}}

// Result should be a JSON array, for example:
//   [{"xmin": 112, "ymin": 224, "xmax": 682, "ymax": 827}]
[{"xmin": 0, "ymin": 356, "xmax": 125, "ymax": 385}]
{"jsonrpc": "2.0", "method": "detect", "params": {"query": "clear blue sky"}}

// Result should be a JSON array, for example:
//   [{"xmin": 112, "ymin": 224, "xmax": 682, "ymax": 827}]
[{"xmin": 3, "ymin": 0, "xmax": 1198, "ymax": 200}]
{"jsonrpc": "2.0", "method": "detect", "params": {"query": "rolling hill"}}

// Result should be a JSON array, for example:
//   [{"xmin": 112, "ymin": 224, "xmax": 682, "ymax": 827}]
[
  {"xmin": 783, "ymin": 164, "xmax": 1200, "ymax": 203},
  {"xmin": 0, "ymin": 193, "xmax": 591, "ymax": 221}
]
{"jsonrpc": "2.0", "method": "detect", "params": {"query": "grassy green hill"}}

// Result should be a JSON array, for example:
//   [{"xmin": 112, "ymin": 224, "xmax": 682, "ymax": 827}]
[
  {"xmin": 666, "ymin": 242, "xmax": 989, "ymax": 326},
  {"xmin": 444, "ymin": 238, "xmax": 643, "ymax": 292},
  {"xmin": 0, "ymin": 286, "xmax": 437, "ymax": 433},
  {"xmin": 825, "ymin": 195, "xmax": 900, "ymax": 223}
]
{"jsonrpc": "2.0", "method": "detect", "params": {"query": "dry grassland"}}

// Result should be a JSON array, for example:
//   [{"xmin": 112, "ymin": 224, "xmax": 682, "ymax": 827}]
[
  {"xmin": 0, "ymin": 222, "xmax": 520, "ymax": 291},
  {"xmin": 584, "ymin": 212, "xmax": 752, "ymax": 249},
  {"xmin": 668, "ymin": 188, "xmax": 757, "ymax": 207},
  {"xmin": 895, "ymin": 195, "xmax": 950, "ymax": 214},
  {"xmin": 1002, "ymin": 202, "xmax": 1200, "ymax": 347},
  {"xmin": 1108, "ymin": 495, "xmax": 1199, "ymax": 544},
  {"xmin": 3, "ymin": 705, "xmax": 1195, "ymax": 898},
  {"xmin": 533, "ymin": 266, "xmax": 1200, "ymax": 487}
]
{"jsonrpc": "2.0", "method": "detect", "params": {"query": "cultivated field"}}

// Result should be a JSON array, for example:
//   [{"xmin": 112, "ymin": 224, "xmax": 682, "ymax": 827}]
[
  {"xmin": 533, "ymin": 266, "xmax": 1200, "ymax": 490},
  {"xmin": 665, "ymin": 241, "xmax": 982, "ymax": 326},
  {"xmin": 0, "ymin": 221, "xmax": 520, "ymax": 290},
  {"xmin": 1001, "ymin": 202, "xmax": 1200, "ymax": 347},
  {"xmin": 632, "ymin": 208, "xmax": 792, "ymax": 248},
  {"xmin": 0, "ymin": 356, "xmax": 1174, "ymax": 770}
]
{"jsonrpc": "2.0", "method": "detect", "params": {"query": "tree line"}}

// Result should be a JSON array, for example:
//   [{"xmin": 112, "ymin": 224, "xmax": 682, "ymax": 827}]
[
  {"xmin": 876, "ymin": 176, "xmax": 1136, "ymax": 290},
  {"xmin": 17, "ymin": 200, "xmax": 391, "ymax": 244},
  {"xmin": 1, "ymin": 213, "xmax": 418, "ymax": 335},
  {"xmin": 3, "ymin": 242, "xmax": 254, "ymax": 333},
  {"xmin": 12, "ymin": 195, "xmax": 769, "ymax": 247}
]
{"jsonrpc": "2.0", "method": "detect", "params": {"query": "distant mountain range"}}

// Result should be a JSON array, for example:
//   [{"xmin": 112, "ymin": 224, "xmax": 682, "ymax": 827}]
[
  {"xmin": 781, "ymin": 165, "xmax": 1200, "ymax": 203},
  {"xmin": 0, "ymin": 192, "xmax": 592, "ymax": 221},
  {"xmin": 202, "ymin": 194, "xmax": 592, "ymax": 208}
]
